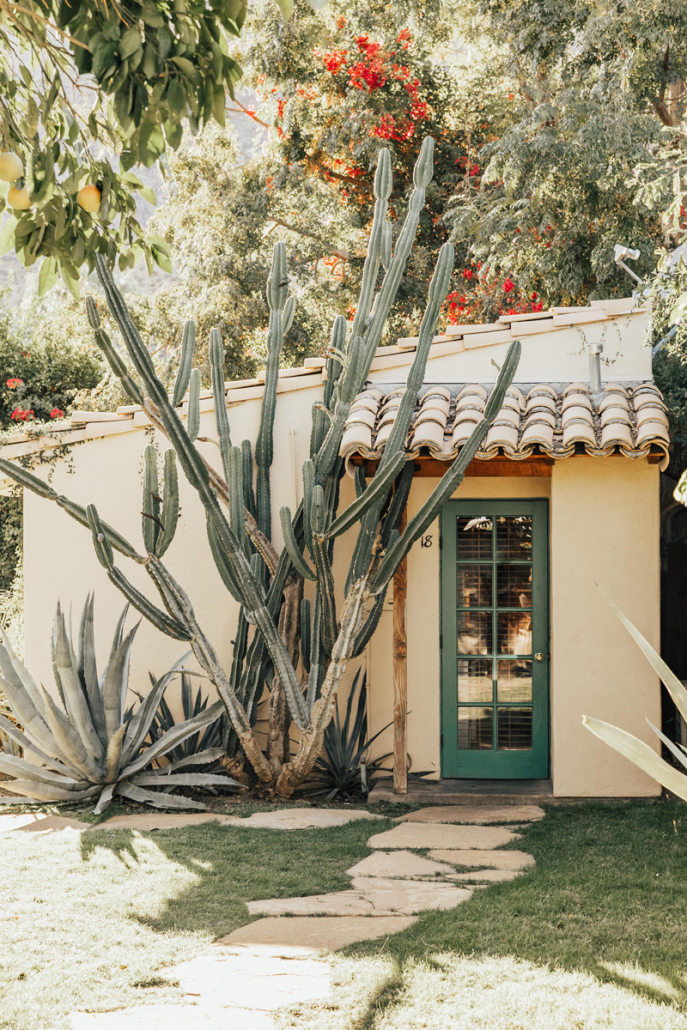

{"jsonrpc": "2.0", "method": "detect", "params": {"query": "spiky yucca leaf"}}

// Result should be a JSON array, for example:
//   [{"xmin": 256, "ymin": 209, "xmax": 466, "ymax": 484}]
[{"xmin": 0, "ymin": 597, "xmax": 241, "ymax": 813}]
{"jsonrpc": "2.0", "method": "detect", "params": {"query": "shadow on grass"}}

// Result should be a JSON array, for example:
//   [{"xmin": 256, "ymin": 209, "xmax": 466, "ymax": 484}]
[
  {"xmin": 79, "ymin": 815, "xmax": 393, "ymax": 939},
  {"xmin": 79, "ymin": 800, "xmax": 687, "ymax": 1019}
]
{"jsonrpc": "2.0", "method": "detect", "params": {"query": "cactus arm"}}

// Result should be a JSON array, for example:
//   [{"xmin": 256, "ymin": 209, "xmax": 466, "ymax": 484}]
[
  {"xmin": 155, "ymin": 450, "xmax": 179, "ymax": 558},
  {"xmin": 0, "ymin": 458, "xmax": 142, "ymax": 563},
  {"xmin": 305, "ymin": 591, "xmax": 323, "ymax": 713},
  {"xmin": 350, "ymin": 148, "xmax": 391, "ymax": 341},
  {"xmin": 206, "ymin": 515, "xmax": 248, "ymax": 605},
  {"xmin": 210, "ymin": 327, "xmax": 232, "ymax": 483},
  {"xmin": 228, "ymin": 446, "xmax": 245, "ymax": 546},
  {"xmin": 381, "ymin": 221, "xmax": 392, "ymax": 270},
  {"xmin": 351, "ymin": 584, "xmax": 389, "ymax": 657},
  {"xmin": 142, "ymin": 445, "xmax": 160, "ymax": 555},
  {"xmin": 379, "ymin": 242, "xmax": 454, "ymax": 467},
  {"xmin": 283, "ymin": 295, "xmax": 296, "ymax": 336},
  {"xmin": 302, "ymin": 459, "xmax": 315, "ymax": 556},
  {"xmin": 310, "ymin": 488, "xmax": 337, "ymax": 656},
  {"xmin": 380, "ymin": 461, "xmax": 414, "ymax": 548},
  {"xmin": 85, "ymin": 296, "xmax": 144, "ymax": 406},
  {"xmin": 255, "ymin": 243, "xmax": 288, "ymax": 537},
  {"xmin": 187, "ymin": 369, "xmax": 201, "ymax": 442},
  {"xmin": 358, "ymin": 138, "xmax": 435, "ymax": 383},
  {"xmin": 279, "ymin": 506, "xmax": 316, "ymax": 580},
  {"xmin": 241, "ymin": 440, "xmax": 257, "ymax": 520},
  {"xmin": 354, "ymin": 463, "xmax": 367, "ymax": 499},
  {"xmin": 371, "ymin": 341, "xmax": 521, "ymax": 594},
  {"xmin": 106, "ymin": 567, "xmax": 191, "ymax": 640},
  {"xmin": 173, "ymin": 320, "xmax": 195, "ymax": 407},
  {"xmin": 326, "ymin": 450, "xmax": 406, "ymax": 540},
  {"xmin": 300, "ymin": 598, "xmax": 311, "ymax": 673}
]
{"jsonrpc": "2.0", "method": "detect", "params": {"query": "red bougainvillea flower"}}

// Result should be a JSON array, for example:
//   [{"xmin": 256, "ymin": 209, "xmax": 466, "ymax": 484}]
[
  {"xmin": 5, "ymin": 378, "xmax": 23, "ymax": 388},
  {"xmin": 323, "ymin": 48, "xmax": 348, "ymax": 74},
  {"xmin": 50, "ymin": 408, "xmax": 65, "ymax": 419},
  {"xmin": 503, "ymin": 278, "xmax": 515, "ymax": 293},
  {"xmin": 397, "ymin": 27, "xmax": 412, "ymax": 48},
  {"xmin": 462, "ymin": 269, "xmax": 473, "ymax": 280},
  {"xmin": 10, "ymin": 408, "xmax": 34, "ymax": 421}
]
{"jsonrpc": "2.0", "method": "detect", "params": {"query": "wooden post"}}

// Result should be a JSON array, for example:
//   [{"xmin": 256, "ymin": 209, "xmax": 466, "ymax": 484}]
[{"xmin": 392, "ymin": 510, "xmax": 408, "ymax": 794}]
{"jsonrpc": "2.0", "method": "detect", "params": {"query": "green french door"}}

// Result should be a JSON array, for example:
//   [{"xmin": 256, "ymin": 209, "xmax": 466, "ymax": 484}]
[{"xmin": 440, "ymin": 500, "xmax": 549, "ymax": 778}]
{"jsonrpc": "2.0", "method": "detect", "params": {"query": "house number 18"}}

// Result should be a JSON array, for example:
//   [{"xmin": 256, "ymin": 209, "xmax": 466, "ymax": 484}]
[{"xmin": 420, "ymin": 534, "xmax": 433, "ymax": 548}]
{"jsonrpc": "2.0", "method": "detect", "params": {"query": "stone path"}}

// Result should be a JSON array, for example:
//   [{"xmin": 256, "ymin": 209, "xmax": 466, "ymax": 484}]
[{"xmin": 21, "ymin": 801, "xmax": 539, "ymax": 1029}]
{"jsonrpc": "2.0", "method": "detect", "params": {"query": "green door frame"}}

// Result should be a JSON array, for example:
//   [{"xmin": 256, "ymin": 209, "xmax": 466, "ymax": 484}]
[{"xmin": 440, "ymin": 499, "xmax": 550, "ymax": 779}]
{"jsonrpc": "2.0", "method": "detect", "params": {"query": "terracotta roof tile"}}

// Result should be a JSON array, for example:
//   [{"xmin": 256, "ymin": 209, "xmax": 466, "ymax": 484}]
[{"xmin": 340, "ymin": 381, "xmax": 670, "ymax": 469}]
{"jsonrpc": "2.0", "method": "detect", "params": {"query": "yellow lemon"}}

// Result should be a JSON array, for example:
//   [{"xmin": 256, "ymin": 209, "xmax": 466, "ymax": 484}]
[
  {"xmin": 7, "ymin": 185, "xmax": 31, "ymax": 210},
  {"xmin": 0, "ymin": 152, "xmax": 23, "ymax": 182},
  {"xmin": 77, "ymin": 184, "xmax": 102, "ymax": 213}
]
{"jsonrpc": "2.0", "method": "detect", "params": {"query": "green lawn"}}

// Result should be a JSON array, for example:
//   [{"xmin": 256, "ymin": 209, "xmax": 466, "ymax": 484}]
[{"xmin": 3, "ymin": 801, "xmax": 687, "ymax": 1030}]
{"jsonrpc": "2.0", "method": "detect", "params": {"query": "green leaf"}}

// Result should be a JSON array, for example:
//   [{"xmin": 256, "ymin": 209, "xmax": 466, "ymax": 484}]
[
  {"xmin": 275, "ymin": 0, "xmax": 294, "ymax": 18},
  {"xmin": 137, "ymin": 184, "xmax": 157, "ymax": 205},
  {"xmin": 0, "ymin": 217, "xmax": 17, "ymax": 257},
  {"xmin": 138, "ymin": 123, "xmax": 165, "ymax": 167},
  {"xmin": 38, "ymin": 256, "xmax": 58, "ymax": 296},
  {"xmin": 151, "ymin": 243, "xmax": 172, "ymax": 273},
  {"xmin": 170, "ymin": 56, "xmax": 197, "ymax": 81},
  {"xmin": 61, "ymin": 265, "xmax": 80, "ymax": 301},
  {"xmin": 119, "ymin": 26, "xmax": 142, "ymax": 60},
  {"xmin": 166, "ymin": 77, "xmax": 186, "ymax": 121}
]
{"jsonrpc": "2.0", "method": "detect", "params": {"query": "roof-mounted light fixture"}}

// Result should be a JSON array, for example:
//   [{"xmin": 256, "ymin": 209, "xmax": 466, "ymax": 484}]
[{"xmin": 614, "ymin": 244, "xmax": 643, "ymax": 285}]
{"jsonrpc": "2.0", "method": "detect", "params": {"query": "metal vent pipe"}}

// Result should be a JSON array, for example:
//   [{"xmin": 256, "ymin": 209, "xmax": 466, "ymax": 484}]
[{"xmin": 588, "ymin": 343, "xmax": 603, "ymax": 395}]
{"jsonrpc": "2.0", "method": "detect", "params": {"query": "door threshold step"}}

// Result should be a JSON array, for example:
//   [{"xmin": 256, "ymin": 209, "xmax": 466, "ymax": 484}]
[{"xmin": 368, "ymin": 779, "xmax": 653, "ymax": 805}]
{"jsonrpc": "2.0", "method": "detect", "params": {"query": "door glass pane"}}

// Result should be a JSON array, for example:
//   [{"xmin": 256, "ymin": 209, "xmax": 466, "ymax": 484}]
[
  {"xmin": 458, "ymin": 611, "xmax": 492, "ymax": 655},
  {"xmin": 458, "ymin": 707, "xmax": 493, "ymax": 749},
  {"xmin": 497, "ymin": 707, "xmax": 532, "ymax": 750},
  {"xmin": 457, "ymin": 516, "xmax": 492, "ymax": 559},
  {"xmin": 458, "ymin": 659, "xmax": 493, "ymax": 703},
  {"xmin": 457, "ymin": 565, "xmax": 492, "ymax": 607},
  {"xmin": 497, "ymin": 613, "xmax": 532, "ymax": 655},
  {"xmin": 497, "ymin": 565, "xmax": 532, "ymax": 608},
  {"xmin": 497, "ymin": 660, "xmax": 532, "ymax": 702},
  {"xmin": 496, "ymin": 516, "xmax": 532, "ymax": 559}
]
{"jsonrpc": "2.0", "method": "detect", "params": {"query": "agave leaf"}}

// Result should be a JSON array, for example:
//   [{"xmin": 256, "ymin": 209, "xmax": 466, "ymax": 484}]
[
  {"xmin": 583, "ymin": 715, "xmax": 687, "ymax": 801},
  {"xmin": 38, "ymin": 684, "xmax": 101, "ymax": 782},
  {"xmin": 0, "ymin": 714, "xmax": 76, "ymax": 776},
  {"xmin": 105, "ymin": 723, "xmax": 128, "ymax": 782},
  {"xmin": 115, "ymin": 781, "xmax": 208, "ymax": 810},
  {"xmin": 94, "ymin": 783, "xmax": 116, "ymax": 815},
  {"xmin": 0, "ymin": 754, "xmax": 88, "ymax": 789},
  {"xmin": 121, "ymin": 701, "xmax": 225, "ymax": 778},
  {"xmin": 0, "ymin": 673, "xmax": 60, "ymax": 761},
  {"xmin": 101, "ymin": 623, "xmax": 140, "ymax": 742},
  {"xmin": 78, "ymin": 595, "xmax": 107, "ymax": 746},
  {"xmin": 53, "ymin": 608, "xmax": 104, "ymax": 766},
  {"xmin": 130, "ymin": 772, "xmax": 240, "ymax": 788},
  {"xmin": 119, "ymin": 652, "xmax": 191, "ymax": 768},
  {"xmin": 645, "ymin": 718, "xmax": 687, "ymax": 773},
  {"xmin": 0, "ymin": 779, "xmax": 100, "ymax": 802},
  {"xmin": 602, "ymin": 588, "xmax": 687, "ymax": 719},
  {"xmin": 51, "ymin": 604, "xmax": 67, "ymax": 709},
  {"xmin": 162, "ymin": 747, "xmax": 226, "ymax": 772},
  {"xmin": 0, "ymin": 625, "xmax": 49, "ymax": 730}
]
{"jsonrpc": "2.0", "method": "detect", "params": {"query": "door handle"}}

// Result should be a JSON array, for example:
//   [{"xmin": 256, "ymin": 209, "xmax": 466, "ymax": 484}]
[{"xmin": 534, "ymin": 652, "xmax": 545, "ymax": 662}]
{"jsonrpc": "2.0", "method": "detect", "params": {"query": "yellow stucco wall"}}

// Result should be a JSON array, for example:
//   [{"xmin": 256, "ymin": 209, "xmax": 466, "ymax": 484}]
[{"xmin": 549, "ymin": 457, "xmax": 661, "ymax": 796}]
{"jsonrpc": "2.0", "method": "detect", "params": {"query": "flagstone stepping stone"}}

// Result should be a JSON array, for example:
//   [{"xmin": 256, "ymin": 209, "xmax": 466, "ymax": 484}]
[
  {"xmin": 397, "ymin": 804, "xmax": 544, "ymax": 825},
  {"xmin": 368, "ymin": 823, "xmax": 520, "ymax": 850},
  {"xmin": 170, "ymin": 947, "xmax": 331, "ymax": 1010},
  {"xmin": 0, "ymin": 813, "xmax": 89, "ymax": 833},
  {"xmin": 247, "ymin": 878, "xmax": 472, "ymax": 917},
  {"xmin": 71, "ymin": 1003, "xmax": 275, "ymax": 1029},
  {"xmin": 345, "ymin": 849, "xmax": 456, "ymax": 880},
  {"xmin": 222, "ymin": 809, "xmax": 377, "ymax": 830},
  {"xmin": 448, "ymin": 868, "xmax": 524, "ymax": 883},
  {"xmin": 428, "ymin": 849, "xmax": 535, "ymax": 870},
  {"xmin": 95, "ymin": 808, "xmax": 375, "ymax": 832},
  {"xmin": 217, "ymin": 915, "xmax": 417, "ymax": 952}
]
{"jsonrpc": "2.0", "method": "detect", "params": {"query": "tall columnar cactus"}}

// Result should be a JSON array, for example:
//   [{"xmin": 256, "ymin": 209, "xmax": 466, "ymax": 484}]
[{"xmin": 0, "ymin": 137, "xmax": 521, "ymax": 796}]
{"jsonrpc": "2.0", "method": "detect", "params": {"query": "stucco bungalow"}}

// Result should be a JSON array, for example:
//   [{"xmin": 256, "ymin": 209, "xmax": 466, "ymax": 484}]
[{"xmin": 0, "ymin": 297, "xmax": 670, "ymax": 799}]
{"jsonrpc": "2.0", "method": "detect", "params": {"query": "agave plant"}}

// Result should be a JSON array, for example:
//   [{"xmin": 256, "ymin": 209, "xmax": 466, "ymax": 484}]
[
  {"xmin": 584, "ymin": 591, "xmax": 687, "ymax": 800},
  {"xmin": 304, "ymin": 670, "xmax": 393, "ymax": 800},
  {"xmin": 0, "ymin": 596, "xmax": 240, "ymax": 813},
  {"xmin": 144, "ymin": 672, "xmax": 227, "ymax": 780}
]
